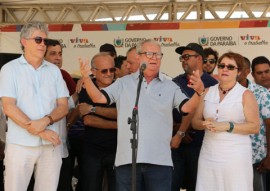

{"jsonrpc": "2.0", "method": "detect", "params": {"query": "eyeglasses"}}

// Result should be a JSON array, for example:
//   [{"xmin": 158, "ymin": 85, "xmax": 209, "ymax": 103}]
[
  {"xmin": 139, "ymin": 52, "xmax": 163, "ymax": 59},
  {"xmin": 204, "ymin": 59, "xmax": 216, "ymax": 64},
  {"xmin": 26, "ymin": 36, "xmax": 49, "ymax": 45},
  {"xmin": 94, "ymin": 67, "xmax": 116, "ymax": 74},
  {"xmin": 179, "ymin": 54, "xmax": 199, "ymax": 61},
  {"xmin": 217, "ymin": 64, "xmax": 238, "ymax": 71}
]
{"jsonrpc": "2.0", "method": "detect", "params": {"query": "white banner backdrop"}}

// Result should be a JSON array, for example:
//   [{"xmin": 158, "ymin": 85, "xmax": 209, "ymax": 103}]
[{"xmin": 1, "ymin": 24, "xmax": 269, "ymax": 78}]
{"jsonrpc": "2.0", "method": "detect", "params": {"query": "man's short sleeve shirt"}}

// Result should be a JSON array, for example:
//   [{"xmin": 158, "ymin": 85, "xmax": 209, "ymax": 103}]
[
  {"xmin": 0, "ymin": 55, "xmax": 69, "ymax": 146},
  {"xmin": 103, "ymin": 71, "xmax": 188, "ymax": 167}
]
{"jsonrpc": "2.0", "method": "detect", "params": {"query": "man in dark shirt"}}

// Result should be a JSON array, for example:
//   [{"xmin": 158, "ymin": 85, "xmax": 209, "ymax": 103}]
[
  {"xmin": 172, "ymin": 43, "xmax": 218, "ymax": 191},
  {"xmin": 79, "ymin": 52, "xmax": 117, "ymax": 191}
]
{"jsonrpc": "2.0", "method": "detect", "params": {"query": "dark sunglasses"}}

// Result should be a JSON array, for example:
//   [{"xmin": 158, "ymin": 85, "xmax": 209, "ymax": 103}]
[
  {"xmin": 217, "ymin": 64, "xmax": 238, "ymax": 71},
  {"xmin": 94, "ymin": 67, "xmax": 116, "ymax": 74},
  {"xmin": 179, "ymin": 54, "xmax": 199, "ymax": 61},
  {"xmin": 26, "ymin": 36, "xmax": 49, "ymax": 45},
  {"xmin": 204, "ymin": 59, "xmax": 216, "ymax": 64}
]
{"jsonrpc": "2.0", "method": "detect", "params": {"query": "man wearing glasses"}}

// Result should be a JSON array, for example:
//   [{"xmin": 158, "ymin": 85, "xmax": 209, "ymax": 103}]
[
  {"xmin": 80, "ymin": 39, "xmax": 205, "ymax": 191},
  {"xmin": 0, "ymin": 21, "xmax": 69, "ymax": 190},
  {"xmin": 78, "ymin": 52, "xmax": 117, "ymax": 191},
  {"xmin": 203, "ymin": 47, "xmax": 219, "ymax": 80},
  {"xmin": 172, "ymin": 43, "xmax": 218, "ymax": 191}
]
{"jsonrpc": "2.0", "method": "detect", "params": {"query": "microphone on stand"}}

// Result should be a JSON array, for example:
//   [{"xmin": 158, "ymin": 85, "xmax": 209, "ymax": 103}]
[
  {"xmin": 128, "ymin": 62, "xmax": 147, "ymax": 191},
  {"xmin": 140, "ymin": 62, "xmax": 147, "ymax": 76}
]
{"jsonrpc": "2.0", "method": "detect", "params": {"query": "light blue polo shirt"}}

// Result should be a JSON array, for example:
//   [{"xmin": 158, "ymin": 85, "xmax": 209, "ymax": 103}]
[
  {"xmin": 103, "ymin": 71, "xmax": 188, "ymax": 167},
  {"xmin": 0, "ymin": 55, "xmax": 69, "ymax": 146}
]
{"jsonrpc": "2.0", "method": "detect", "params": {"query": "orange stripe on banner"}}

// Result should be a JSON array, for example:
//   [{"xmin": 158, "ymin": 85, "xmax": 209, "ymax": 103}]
[
  {"xmin": 180, "ymin": 21, "xmax": 241, "ymax": 29},
  {"xmin": 48, "ymin": 24, "xmax": 73, "ymax": 31}
]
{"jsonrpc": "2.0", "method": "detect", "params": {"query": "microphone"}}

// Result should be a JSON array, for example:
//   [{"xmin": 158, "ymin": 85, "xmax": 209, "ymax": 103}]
[{"xmin": 140, "ymin": 62, "xmax": 147, "ymax": 73}]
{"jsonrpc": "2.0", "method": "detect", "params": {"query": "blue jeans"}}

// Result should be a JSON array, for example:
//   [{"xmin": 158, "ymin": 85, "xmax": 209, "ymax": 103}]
[
  {"xmin": 171, "ymin": 145, "xmax": 201, "ymax": 191},
  {"xmin": 81, "ymin": 151, "xmax": 116, "ymax": 191},
  {"xmin": 115, "ymin": 163, "xmax": 172, "ymax": 191}
]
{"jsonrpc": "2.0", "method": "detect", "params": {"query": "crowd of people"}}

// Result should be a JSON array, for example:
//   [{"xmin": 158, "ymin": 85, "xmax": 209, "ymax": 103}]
[{"xmin": 0, "ymin": 20, "xmax": 270, "ymax": 191}]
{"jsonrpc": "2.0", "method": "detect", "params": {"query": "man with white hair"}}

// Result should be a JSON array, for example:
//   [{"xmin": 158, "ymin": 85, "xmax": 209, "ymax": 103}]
[
  {"xmin": 80, "ymin": 39, "xmax": 205, "ymax": 191},
  {"xmin": 0, "ymin": 21, "xmax": 69, "ymax": 191}
]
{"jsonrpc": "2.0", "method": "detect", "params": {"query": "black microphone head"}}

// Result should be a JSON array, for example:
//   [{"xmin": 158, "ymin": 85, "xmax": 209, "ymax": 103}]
[{"xmin": 140, "ymin": 62, "xmax": 147, "ymax": 72}]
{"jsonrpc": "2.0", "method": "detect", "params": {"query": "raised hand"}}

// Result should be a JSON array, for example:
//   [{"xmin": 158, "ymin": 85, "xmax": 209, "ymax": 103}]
[
  {"xmin": 79, "ymin": 58, "xmax": 91, "ymax": 78},
  {"xmin": 187, "ymin": 70, "xmax": 205, "ymax": 95}
]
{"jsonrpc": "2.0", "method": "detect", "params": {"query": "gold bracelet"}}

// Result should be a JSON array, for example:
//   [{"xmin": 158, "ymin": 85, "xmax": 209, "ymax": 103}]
[{"xmin": 196, "ymin": 89, "xmax": 206, "ymax": 96}]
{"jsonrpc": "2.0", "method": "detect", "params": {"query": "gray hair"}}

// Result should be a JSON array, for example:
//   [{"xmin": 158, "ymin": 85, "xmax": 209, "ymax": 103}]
[
  {"xmin": 136, "ymin": 39, "xmax": 161, "ymax": 54},
  {"xmin": 91, "ymin": 52, "xmax": 115, "ymax": 68},
  {"xmin": 20, "ymin": 21, "xmax": 48, "ymax": 51}
]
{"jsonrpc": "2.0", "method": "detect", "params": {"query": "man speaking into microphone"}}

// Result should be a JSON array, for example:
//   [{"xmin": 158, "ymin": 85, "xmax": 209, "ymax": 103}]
[{"xmin": 80, "ymin": 39, "xmax": 205, "ymax": 191}]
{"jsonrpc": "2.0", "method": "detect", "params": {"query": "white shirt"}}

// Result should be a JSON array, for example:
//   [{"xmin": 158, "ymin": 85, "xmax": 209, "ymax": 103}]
[{"xmin": 0, "ymin": 55, "xmax": 69, "ymax": 146}]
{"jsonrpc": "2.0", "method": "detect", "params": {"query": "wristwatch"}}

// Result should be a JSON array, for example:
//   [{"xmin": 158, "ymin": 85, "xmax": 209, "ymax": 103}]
[
  {"xmin": 89, "ymin": 106, "xmax": 96, "ymax": 113},
  {"xmin": 177, "ymin": 130, "xmax": 185, "ymax": 138}
]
